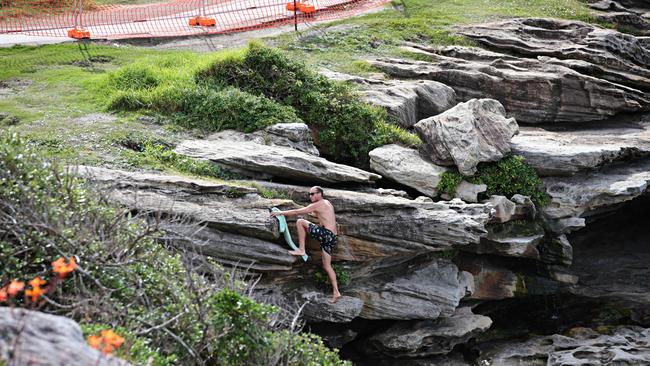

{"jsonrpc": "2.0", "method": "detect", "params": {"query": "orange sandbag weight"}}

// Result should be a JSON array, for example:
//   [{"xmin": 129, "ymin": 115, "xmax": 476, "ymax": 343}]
[
  {"xmin": 67, "ymin": 28, "xmax": 90, "ymax": 39},
  {"xmin": 189, "ymin": 16, "xmax": 216, "ymax": 27},
  {"xmin": 298, "ymin": 3, "xmax": 316, "ymax": 13}
]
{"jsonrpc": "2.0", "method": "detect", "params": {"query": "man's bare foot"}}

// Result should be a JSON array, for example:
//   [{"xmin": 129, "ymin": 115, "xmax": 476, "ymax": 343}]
[
  {"xmin": 289, "ymin": 249, "xmax": 306, "ymax": 256},
  {"xmin": 330, "ymin": 292, "xmax": 342, "ymax": 304}
]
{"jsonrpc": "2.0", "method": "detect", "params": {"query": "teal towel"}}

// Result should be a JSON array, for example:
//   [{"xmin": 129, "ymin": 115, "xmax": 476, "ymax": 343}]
[{"xmin": 271, "ymin": 207, "xmax": 309, "ymax": 262}]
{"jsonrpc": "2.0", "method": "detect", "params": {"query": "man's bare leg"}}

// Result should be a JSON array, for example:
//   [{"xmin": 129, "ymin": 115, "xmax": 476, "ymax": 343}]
[
  {"xmin": 322, "ymin": 250, "xmax": 341, "ymax": 303},
  {"xmin": 289, "ymin": 219, "xmax": 308, "ymax": 256}
]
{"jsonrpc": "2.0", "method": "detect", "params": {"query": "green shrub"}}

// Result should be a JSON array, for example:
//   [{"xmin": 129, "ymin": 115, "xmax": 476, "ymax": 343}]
[
  {"xmin": 0, "ymin": 132, "xmax": 349, "ymax": 365},
  {"xmin": 107, "ymin": 64, "xmax": 160, "ymax": 91},
  {"xmin": 314, "ymin": 263, "xmax": 351, "ymax": 290},
  {"xmin": 437, "ymin": 170, "xmax": 464, "ymax": 197},
  {"xmin": 196, "ymin": 42, "xmax": 416, "ymax": 165},
  {"xmin": 435, "ymin": 155, "xmax": 550, "ymax": 206}
]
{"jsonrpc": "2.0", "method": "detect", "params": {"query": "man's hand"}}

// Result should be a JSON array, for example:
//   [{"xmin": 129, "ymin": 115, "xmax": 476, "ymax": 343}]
[{"xmin": 270, "ymin": 211, "xmax": 282, "ymax": 217}]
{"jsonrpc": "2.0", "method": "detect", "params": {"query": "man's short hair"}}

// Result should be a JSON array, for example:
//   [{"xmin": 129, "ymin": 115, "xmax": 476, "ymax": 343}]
[{"xmin": 313, "ymin": 186, "xmax": 324, "ymax": 197}]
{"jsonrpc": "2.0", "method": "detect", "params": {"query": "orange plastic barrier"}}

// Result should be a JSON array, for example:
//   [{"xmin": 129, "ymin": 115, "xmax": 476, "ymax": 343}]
[{"xmin": 0, "ymin": 0, "xmax": 389, "ymax": 39}]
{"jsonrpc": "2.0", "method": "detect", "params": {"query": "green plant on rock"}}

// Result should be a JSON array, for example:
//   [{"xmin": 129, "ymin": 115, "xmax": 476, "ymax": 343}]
[
  {"xmin": 314, "ymin": 263, "xmax": 351, "ymax": 290},
  {"xmin": 435, "ymin": 155, "xmax": 550, "ymax": 206}
]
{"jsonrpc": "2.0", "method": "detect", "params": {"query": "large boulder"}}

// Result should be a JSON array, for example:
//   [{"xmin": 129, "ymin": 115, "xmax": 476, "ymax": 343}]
[
  {"xmin": 414, "ymin": 98, "xmax": 519, "ymax": 176},
  {"xmin": 363, "ymin": 307, "xmax": 492, "ymax": 358},
  {"xmin": 458, "ymin": 18, "xmax": 650, "ymax": 91},
  {"xmin": 321, "ymin": 69, "xmax": 456, "ymax": 128},
  {"xmin": 478, "ymin": 326, "xmax": 650, "ymax": 366},
  {"xmin": 371, "ymin": 47, "xmax": 649, "ymax": 124},
  {"xmin": 0, "ymin": 308, "xmax": 130, "ymax": 366},
  {"xmin": 512, "ymin": 123, "xmax": 650, "ymax": 176},
  {"xmin": 174, "ymin": 139, "xmax": 381, "ymax": 184},
  {"xmin": 369, "ymin": 144, "xmax": 448, "ymax": 197}
]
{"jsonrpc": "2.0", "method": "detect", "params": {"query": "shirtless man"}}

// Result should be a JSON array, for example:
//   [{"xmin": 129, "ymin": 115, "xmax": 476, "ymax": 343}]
[{"xmin": 270, "ymin": 186, "xmax": 341, "ymax": 303}]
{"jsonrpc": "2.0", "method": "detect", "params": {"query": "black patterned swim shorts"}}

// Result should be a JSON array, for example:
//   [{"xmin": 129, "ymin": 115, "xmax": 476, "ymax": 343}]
[{"xmin": 308, "ymin": 223, "xmax": 337, "ymax": 256}]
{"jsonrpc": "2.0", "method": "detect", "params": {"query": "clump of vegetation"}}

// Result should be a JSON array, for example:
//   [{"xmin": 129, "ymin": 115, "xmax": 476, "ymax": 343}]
[
  {"xmin": 0, "ymin": 132, "xmax": 349, "ymax": 365},
  {"xmin": 437, "ymin": 170, "xmax": 464, "ymax": 197},
  {"xmin": 196, "ymin": 42, "xmax": 418, "ymax": 165},
  {"xmin": 436, "ymin": 155, "xmax": 550, "ymax": 206},
  {"xmin": 119, "ymin": 138, "xmax": 240, "ymax": 180},
  {"xmin": 314, "ymin": 263, "xmax": 351, "ymax": 290}
]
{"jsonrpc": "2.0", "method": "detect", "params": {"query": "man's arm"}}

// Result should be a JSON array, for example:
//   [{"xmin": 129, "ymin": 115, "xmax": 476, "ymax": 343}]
[{"xmin": 271, "ymin": 203, "xmax": 318, "ymax": 217}]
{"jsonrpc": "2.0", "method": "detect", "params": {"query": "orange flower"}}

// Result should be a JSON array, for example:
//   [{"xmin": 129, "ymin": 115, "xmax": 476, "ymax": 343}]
[
  {"xmin": 87, "ymin": 335, "xmax": 102, "ymax": 350},
  {"xmin": 87, "ymin": 329, "xmax": 125, "ymax": 355},
  {"xmin": 28, "ymin": 277, "xmax": 46, "ymax": 288},
  {"xmin": 25, "ymin": 276, "xmax": 46, "ymax": 302},
  {"xmin": 7, "ymin": 279, "xmax": 25, "ymax": 297},
  {"xmin": 101, "ymin": 329, "xmax": 125, "ymax": 348},
  {"xmin": 52, "ymin": 256, "xmax": 78, "ymax": 279},
  {"xmin": 0, "ymin": 287, "xmax": 7, "ymax": 303}
]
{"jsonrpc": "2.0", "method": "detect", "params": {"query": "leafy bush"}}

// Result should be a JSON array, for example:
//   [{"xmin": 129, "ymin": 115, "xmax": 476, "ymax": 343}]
[
  {"xmin": 0, "ymin": 132, "xmax": 350, "ymax": 365},
  {"xmin": 314, "ymin": 264, "xmax": 351, "ymax": 290},
  {"xmin": 196, "ymin": 42, "xmax": 417, "ymax": 165},
  {"xmin": 107, "ymin": 64, "xmax": 160, "ymax": 91},
  {"xmin": 435, "ymin": 155, "xmax": 550, "ymax": 206}
]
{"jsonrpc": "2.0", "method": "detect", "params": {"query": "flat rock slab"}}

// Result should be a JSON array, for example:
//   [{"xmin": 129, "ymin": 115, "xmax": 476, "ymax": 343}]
[
  {"xmin": 458, "ymin": 18, "xmax": 650, "ymax": 91},
  {"xmin": 478, "ymin": 326, "xmax": 650, "ymax": 366},
  {"xmin": 364, "ymin": 307, "xmax": 492, "ymax": 358},
  {"xmin": 175, "ymin": 139, "xmax": 381, "ymax": 184},
  {"xmin": 76, "ymin": 166, "xmax": 280, "ymax": 241},
  {"xmin": 512, "ymin": 123, "xmax": 650, "ymax": 176},
  {"xmin": 371, "ymin": 47, "xmax": 649, "ymax": 124},
  {"xmin": 369, "ymin": 144, "xmax": 448, "ymax": 197},
  {"xmin": 0, "ymin": 308, "xmax": 130, "ymax": 366},
  {"xmin": 542, "ymin": 158, "xmax": 650, "ymax": 222},
  {"xmin": 301, "ymin": 292, "xmax": 365, "ymax": 322}
]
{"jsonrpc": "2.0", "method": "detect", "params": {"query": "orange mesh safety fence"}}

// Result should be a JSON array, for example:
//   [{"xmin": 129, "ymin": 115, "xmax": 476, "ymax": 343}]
[{"xmin": 0, "ymin": 0, "xmax": 389, "ymax": 39}]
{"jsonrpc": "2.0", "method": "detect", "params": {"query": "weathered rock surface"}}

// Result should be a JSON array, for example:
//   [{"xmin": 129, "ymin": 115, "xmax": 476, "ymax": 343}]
[
  {"xmin": 597, "ymin": 12, "xmax": 650, "ymax": 35},
  {"xmin": 458, "ymin": 18, "xmax": 650, "ymax": 91},
  {"xmin": 321, "ymin": 69, "xmax": 456, "ymax": 128},
  {"xmin": 76, "ymin": 166, "xmax": 280, "ymax": 242},
  {"xmin": 372, "ymin": 46, "xmax": 650, "ymax": 123},
  {"xmin": 363, "ymin": 307, "xmax": 492, "ymax": 358},
  {"xmin": 346, "ymin": 255, "xmax": 474, "ymax": 320},
  {"xmin": 414, "ymin": 99, "xmax": 519, "ymax": 176},
  {"xmin": 512, "ymin": 123, "xmax": 650, "ymax": 176},
  {"xmin": 205, "ymin": 123, "xmax": 319, "ymax": 156},
  {"xmin": 175, "ymin": 139, "xmax": 381, "ymax": 184},
  {"xmin": 541, "ymin": 158, "xmax": 650, "ymax": 232},
  {"xmin": 0, "ymin": 308, "xmax": 130, "ymax": 366},
  {"xmin": 478, "ymin": 326, "xmax": 650, "ymax": 366},
  {"xmin": 301, "ymin": 291, "xmax": 365, "ymax": 322},
  {"xmin": 487, "ymin": 195, "xmax": 516, "ymax": 223},
  {"xmin": 251, "ymin": 181, "xmax": 492, "ymax": 258},
  {"xmin": 369, "ymin": 144, "xmax": 448, "ymax": 197}
]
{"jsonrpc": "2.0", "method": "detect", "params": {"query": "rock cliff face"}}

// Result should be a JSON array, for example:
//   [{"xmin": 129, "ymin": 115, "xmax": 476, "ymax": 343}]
[{"xmin": 73, "ymin": 17, "xmax": 650, "ymax": 365}]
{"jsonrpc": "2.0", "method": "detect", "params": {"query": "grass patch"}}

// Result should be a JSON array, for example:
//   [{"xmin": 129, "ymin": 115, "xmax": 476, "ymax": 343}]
[{"xmin": 119, "ymin": 138, "xmax": 240, "ymax": 180}]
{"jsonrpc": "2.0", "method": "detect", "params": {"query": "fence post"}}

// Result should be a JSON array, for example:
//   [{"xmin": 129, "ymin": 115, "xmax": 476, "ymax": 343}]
[{"xmin": 294, "ymin": 0, "xmax": 298, "ymax": 31}]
